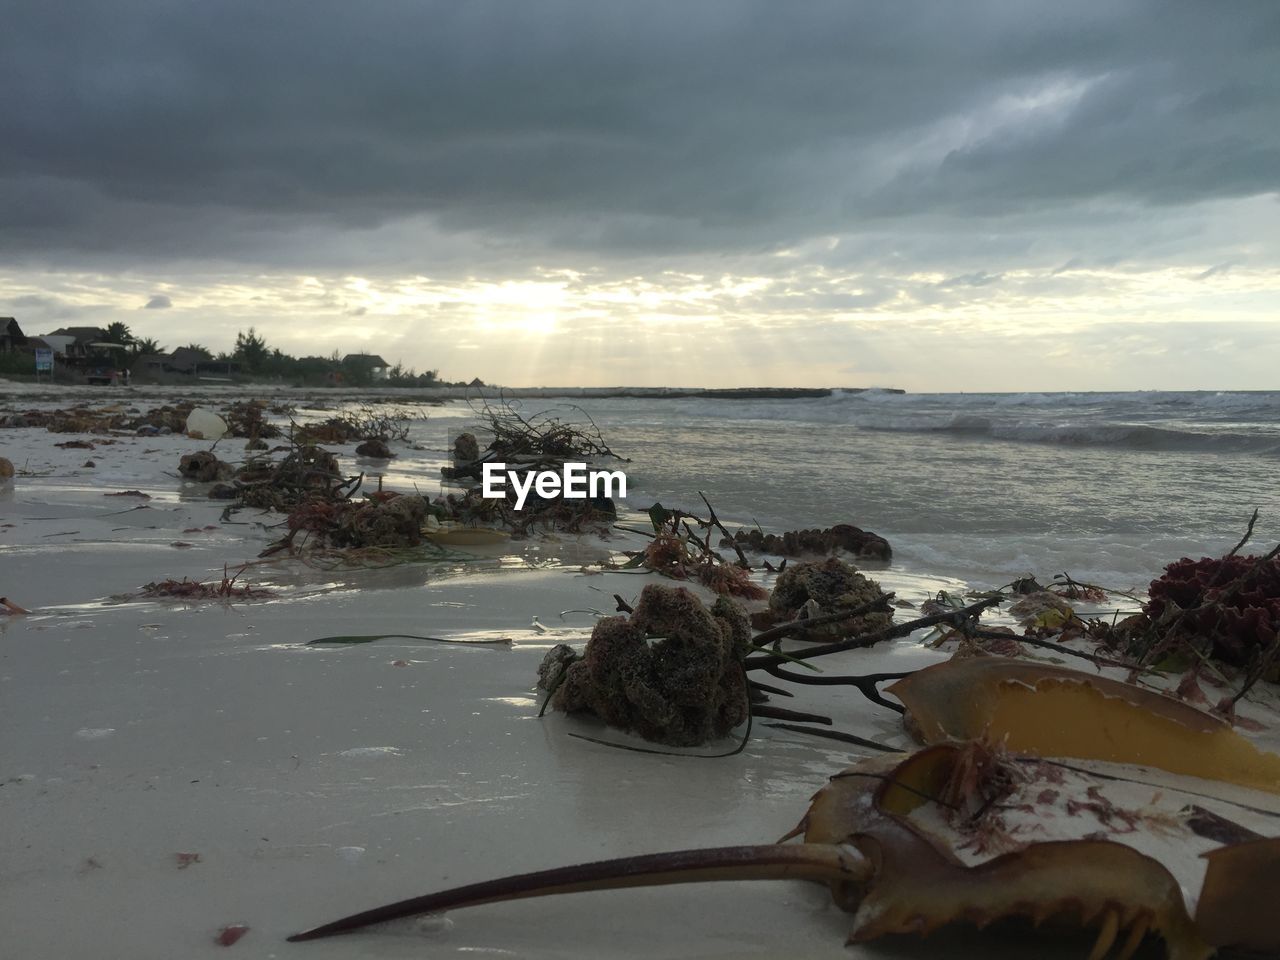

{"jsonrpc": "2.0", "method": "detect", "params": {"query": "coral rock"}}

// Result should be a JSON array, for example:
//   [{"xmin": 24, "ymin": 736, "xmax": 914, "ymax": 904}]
[
  {"xmin": 727, "ymin": 523, "xmax": 891, "ymax": 561},
  {"xmin": 355, "ymin": 438, "xmax": 394, "ymax": 459},
  {"xmin": 767, "ymin": 557, "xmax": 892, "ymax": 639},
  {"xmin": 542, "ymin": 584, "xmax": 750, "ymax": 747},
  {"xmin": 453, "ymin": 432, "xmax": 480, "ymax": 462},
  {"xmin": 178, "ymin": 451, "xmax": 234, "ymax": 482}
]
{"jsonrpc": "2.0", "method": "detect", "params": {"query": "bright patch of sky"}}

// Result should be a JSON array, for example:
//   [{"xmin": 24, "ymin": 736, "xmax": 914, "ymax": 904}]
[{"xmin": 2, "ymin": 1, "xmax": 1277, "ymax": 390}]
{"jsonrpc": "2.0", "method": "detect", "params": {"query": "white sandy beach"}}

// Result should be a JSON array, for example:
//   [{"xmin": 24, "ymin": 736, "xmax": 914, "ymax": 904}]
[
  {"xmin": 0, "ymin": 389, "xmax": 943, "ymax": 960},
  {"xmin": 3, "ymin": 386, "xmax": 1278, "ymax": 959}
]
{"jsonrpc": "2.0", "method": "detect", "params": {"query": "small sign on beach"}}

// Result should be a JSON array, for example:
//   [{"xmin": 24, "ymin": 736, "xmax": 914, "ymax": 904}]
[{"xmin": 34, "ymin": 347, "xmax": 53, "ymax": 372}]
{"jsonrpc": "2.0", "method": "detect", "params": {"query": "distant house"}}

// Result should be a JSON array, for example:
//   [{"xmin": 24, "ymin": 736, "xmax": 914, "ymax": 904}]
[
  {"xmin": 1, "ymin": 317, "xmax": 26, "ymax": 353},
  {"xmin": 46, "ymin": 326, "xmax": 107, "ymax": 359},
  {"xmin": 166, "ymin": 347, "xmax": 206, "ymax": 374},
  {"xmin": 132, "ymin": 353, "xmax": 172, "ymax": 377},
  {"xmin": 130, "ymin": 348, "xmax": 235, "ymax": 380},
  {"xmin": 342, "ymin": 353, "xmax": 391, "ymax": 381}
]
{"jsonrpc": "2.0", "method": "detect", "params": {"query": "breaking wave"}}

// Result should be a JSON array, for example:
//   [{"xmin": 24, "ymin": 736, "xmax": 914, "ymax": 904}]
[{"xmin": 858, "ymin": 415, "xmax": 1280, "ymax": 455}]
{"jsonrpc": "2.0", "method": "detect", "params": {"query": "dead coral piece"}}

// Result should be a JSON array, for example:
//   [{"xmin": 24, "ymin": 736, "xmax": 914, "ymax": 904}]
[
  {"xmin": 178, "ymin": 451, "xmax": 234, "ymax": 483},
  {"xmin": 542, "ymin": 584, "xmax": 751, "ymax": 746},
  {"xmin": 765, "ymin": 557, "xmax": 893, "ymax": 639},
  {"xmin": 727, "ymin": 524, "xmax": 892, "ymax": 562},
  {"xmin": 453, "ymin": 432, "xmax": 480, "ymax": 461}
]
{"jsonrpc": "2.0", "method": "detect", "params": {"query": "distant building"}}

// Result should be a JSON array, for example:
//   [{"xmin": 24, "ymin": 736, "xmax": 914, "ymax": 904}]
[
  {"xmin": 166, "ymin": 347, "xmax": 207, "ymax": 374},
  {"xmin": 131, "ymin": 353, "xmax": 172, "ymax": 377},
  {"xmin": 0, "ymin": 317, "xmax": 26, "ymax": 353},
  {"xmin": 342, "ymin": 353, "xmax": 391, "ymax": 381},
  {"xmin": 45, "ymin": 326, "xmax": 107, "ymax": 360}
]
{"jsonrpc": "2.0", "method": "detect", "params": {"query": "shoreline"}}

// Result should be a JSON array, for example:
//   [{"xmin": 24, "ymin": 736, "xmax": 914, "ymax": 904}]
[{"xmin": 0, "ymin": 379, "xmax": 903, "ymax": 401}]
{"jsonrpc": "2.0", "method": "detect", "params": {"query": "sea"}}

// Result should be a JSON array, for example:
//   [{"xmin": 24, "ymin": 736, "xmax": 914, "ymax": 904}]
[
  {"xmin": 4, "ymin": 384, "xmax": 1278, "ymax": 594},
  {"xmin": 448, "ymin": 389, "xmax": 1280, "ymax": 592}
]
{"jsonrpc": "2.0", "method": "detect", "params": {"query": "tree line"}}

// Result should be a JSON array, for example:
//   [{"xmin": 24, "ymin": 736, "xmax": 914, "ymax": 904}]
[{"xmin": 99, "ymin": 323, "xmax": 444, "ymax": 387}]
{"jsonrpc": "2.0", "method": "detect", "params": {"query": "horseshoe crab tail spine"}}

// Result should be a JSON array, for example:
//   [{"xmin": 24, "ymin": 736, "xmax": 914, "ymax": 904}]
[{"xmin": 288, "ymin": 842, "xmax": 868, "ymax": 942}]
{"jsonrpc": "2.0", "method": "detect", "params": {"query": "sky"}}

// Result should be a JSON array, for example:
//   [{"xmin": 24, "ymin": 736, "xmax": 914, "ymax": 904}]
[{"xmin": 2, "ymin": 0, "xmax": 1278, "ymax": 391}]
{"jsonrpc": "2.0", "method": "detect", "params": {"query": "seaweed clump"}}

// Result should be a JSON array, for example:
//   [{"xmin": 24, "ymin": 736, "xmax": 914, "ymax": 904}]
[
  {"xmin": 237, "ymin": 445, "xmax": 353, "ymax": 510},
  {"xmin": 764, "ymin": 557, "xmax": 893, "ymax": 639},
  {"xmin": 262, "ymin": 493, "xmax": 430, "ymax": 556},
  {"xmin": 1131, "ymin": 553, "xmax": 1280, "ymax": 670},
  {"xmin": 538, "ymin": 584, "xmax": 751, "ymax": 747},
  {"xmin": 726, "ymin": 523, "xmax": 892, "ymax": 562}
]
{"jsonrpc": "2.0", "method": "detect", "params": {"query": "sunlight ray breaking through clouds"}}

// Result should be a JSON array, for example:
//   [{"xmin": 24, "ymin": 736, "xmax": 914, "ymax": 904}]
[{"xmin": 2, "ymin": 1, "xmax": 1277, "ymax": 390}]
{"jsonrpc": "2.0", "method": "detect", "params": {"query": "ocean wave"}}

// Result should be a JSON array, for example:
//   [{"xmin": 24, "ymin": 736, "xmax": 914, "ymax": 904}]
[{"xmin": 859, "ymin": 415, "xmax": 1280, "ymax": 454}]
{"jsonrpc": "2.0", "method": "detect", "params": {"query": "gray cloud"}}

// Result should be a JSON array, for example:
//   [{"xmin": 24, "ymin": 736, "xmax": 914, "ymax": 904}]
[
  {"xmin": 1, "ymin": 0, "xmax": 1277, "ymax": 272},
  {"xmin": 144, "ymin": 294, "xmax": 172, "ymax": 309}
]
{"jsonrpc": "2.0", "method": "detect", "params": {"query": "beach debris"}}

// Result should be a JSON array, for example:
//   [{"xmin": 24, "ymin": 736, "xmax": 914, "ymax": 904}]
[
  {"xmin": 453, "ymin": 431, "xmax": 480, "ymax": 461},
  {"xmin": 175, "ymin": 852, "xmax": 201, "ymax": 869},
  {"xmin": 236, "ymin": 445, "xmax": 354, "ymax": 511},
  {"xmin": 307, "ymin": 633, "xmax": 511, "ymax": 646},
  {"xmin": 185, "ymin": 407, "xmax": 229, "ymax": 440},
  {"xmin": 354, "ymin": 437, "xmax": 393, "ymax": 458},
  {"xmin": 215, "ymin": 924, "xmax": 250, "ymax": 947},
  {"xmin": 293, "ymin": 406, "xmax": 417, "ymax": 446},
  {"xmin": 287, "ymin": 739, "xmax": 1280, "ymax": 957},
  {"xmin": 126, "ymin": 568, "xmax": 273, "ymax": 602},
  {"xmin": 629, "ymin": 500, "xmax": 768, "ymax": 600},
  {"xmin": 468, "ymin": 394, "xmax": 627, "ymax": 463},
  {"xmin": 1122, "ymin": 550, "xmax": 1280, "ymax": 675},
  {"xmin": 223, "ymin": 400, "xmax": 282, "ymax": 440},
  {"xmin": 178, "ymin": 451, "xmax": 234, "ymax": 483},
  {"xmin": 261, "ymin": 492, "xmax": 429, "ymax": 556},
  {"xmin": 888, "ymin": 657, "xmax": 1280, "ymax": 796},
  {"xmin": 0, "ymin": 456, "xmax": 13, "ymax": 479},
  {"xmin": 0, "ymin": 400, "xmax": 287, "ymax": 438},
  {"xmin": 1, "ymin": 597, "xmax": 31, "ymax": 615},
  {"xmin": 1007, "ymin": 589, "xmax": 1077, "ymax": 629},
  {"xmin": 725, "ymin": 523, "xmax": 892, "ymax": 562},
  {"xmin": 761, "ymin": 557, "xmax": 892, "ymax": 638},
  {"xmin": 435, "ymin": 399, "xmax": 625, "ymax": 538},
  {"xmin": 538, "ymin": 584, "xmax": 752, "ymax": 747}
]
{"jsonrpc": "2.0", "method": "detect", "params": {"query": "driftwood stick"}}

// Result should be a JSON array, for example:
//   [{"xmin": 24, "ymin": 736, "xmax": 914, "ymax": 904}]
[
  {"xmin": 745, "ymin": 596, "xmax": 1001, "ymax": 670},
  {"xmin": 750, "ymin": 704, "xmax": 833, "ymax": 725},
  {"xmin": 748, "ymin": 680, "xmax": 795, "ymax": 699},
  {"xmin": 764, "ymin": 723, "xmax": 898, "ymax": 753},
  {"xmin": 966, "ymin": 629, "xmax": 1137, "ymax": 671},
  {"xmin": 763, "ymin": 664, "xmax": 910, "ymax": 714},
  {"xmin": 698, "ymin": 491, "xmax": 751, "ymax": 568},
  {"xmin": 750, "ymin": 595, "xmax": 896, "ymax": 647},
  {"xmin": 1227, "ymin": 508, "xmax": 1261, "ymax": 558}
]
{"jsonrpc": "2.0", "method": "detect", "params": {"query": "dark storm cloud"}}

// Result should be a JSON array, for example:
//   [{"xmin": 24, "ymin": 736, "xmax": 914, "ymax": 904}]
[{"xmin": 1, "ymin": 0, "xmax": 1277, "ymax": 268}]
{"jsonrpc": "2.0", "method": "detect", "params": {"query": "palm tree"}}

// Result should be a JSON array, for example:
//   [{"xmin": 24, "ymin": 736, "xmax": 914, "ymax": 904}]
[
  {"xmin": 132, "ymin": 337, "xmax": 163, "ymax": 357},
  {"xmin": 103, "ymin": 321, "xmax": 134, "ymax": 347}
]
